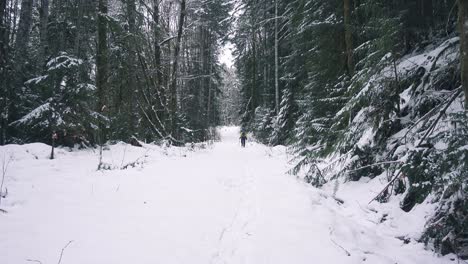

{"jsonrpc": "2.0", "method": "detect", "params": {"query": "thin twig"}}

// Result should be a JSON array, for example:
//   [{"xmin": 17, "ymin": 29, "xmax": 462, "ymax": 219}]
[
  {"xmin": 368, "ymin": 170, "xmax": 402, "ymax": 205},
  {"xmin": 329, "ymin": 228, "xmax": 351, "ymax": 256},
  {"xmin": 57, "ymin": 240, "xmax": 74, "ymax": 264},
  {"xmin": 26, "ymin": 259, "xmax": 43, "ymax": 264}
]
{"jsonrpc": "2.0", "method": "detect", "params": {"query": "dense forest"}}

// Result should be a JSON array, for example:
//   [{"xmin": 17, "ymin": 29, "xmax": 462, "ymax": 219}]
[
  {"xmin": 234, "ymin": 0, "xmax": 468, "ymax": 258},
  {"xmin": 1, "ymin": 0, "xmax": 468, "ymax": 259},
  {"xmin": 0, "ymin": 0, "xmax": 232, "ymax": 146}
]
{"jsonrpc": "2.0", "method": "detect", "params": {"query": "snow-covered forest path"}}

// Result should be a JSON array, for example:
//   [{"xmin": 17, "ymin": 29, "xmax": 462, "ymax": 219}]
[{"xmin": 0, "ymin": 127, "xmax": 455, "ymax": 264}]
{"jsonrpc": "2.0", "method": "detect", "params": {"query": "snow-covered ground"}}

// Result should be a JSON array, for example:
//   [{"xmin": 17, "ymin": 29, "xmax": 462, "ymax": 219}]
[{"xmin": 0, "ymin": 127, "xmax": 458, "ymax": 263}]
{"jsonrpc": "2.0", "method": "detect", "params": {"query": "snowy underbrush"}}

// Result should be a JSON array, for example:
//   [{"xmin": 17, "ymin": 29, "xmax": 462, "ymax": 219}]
[{"xmin": 293, "ymin": 37, "xmax": 468, "ymax": 258}]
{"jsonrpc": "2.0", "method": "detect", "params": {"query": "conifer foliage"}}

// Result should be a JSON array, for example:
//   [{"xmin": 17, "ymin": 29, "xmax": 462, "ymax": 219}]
[{"xmin": 0, "ymin": 0, "xmax": 231, "ymax": 146}]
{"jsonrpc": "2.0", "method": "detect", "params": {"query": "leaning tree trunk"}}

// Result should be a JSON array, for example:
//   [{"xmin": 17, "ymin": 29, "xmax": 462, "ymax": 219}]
[
  {"xmin": 169, "ymin": 0, "xmax": 186, "ymax": 140},
  {"xmin": 344, "ymin": 0, "xmax": 354, "ymax": 76},
  {"xmin": 459, "ymin": 0, "xmax": 468, "ymax": 109}
]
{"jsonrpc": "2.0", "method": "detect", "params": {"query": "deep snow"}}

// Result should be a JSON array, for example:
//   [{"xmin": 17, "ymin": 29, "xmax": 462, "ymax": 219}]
[{"xmin": 0, "ymin": 127, "xmax": 459, "ymax": 263}]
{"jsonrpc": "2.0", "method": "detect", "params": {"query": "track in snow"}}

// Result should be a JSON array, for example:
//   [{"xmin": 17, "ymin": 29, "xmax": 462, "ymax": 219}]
[{"xmin": 0, "ymin": 127, "xmax": 455, "ymax": 264}]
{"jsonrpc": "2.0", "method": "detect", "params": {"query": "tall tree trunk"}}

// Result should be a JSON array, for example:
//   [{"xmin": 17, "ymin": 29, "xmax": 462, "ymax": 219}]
[
  {"xmin": 459, "ymin": 0, "xmax": 468, "ymax": 109},
  {"xmin": 153, "ymin": 0, "xmax": 164, "ymax": 106},
  {"xmin": 96, "ymin": 0, "xmax": 108, "ymax": 124},
  {"xmin": 251, "ymin": 30, "xmax": 257, "ymax": 113},
  {"xmin": 126, "ymin": 0, "xmax": 137, "ymax": 131},
  {"xmin": 344, "ymin": 0, "xmax": 354, "ymax": 76},
  {"xmin": 39, "ymin": 0, "xmax": 49, "ymax": 65},
  {"xmin": 15, "ymin": 0, "xmax": 33, "ymax": 57},
  {"xmin": 0, "ymin": 0, "xmax": 7, "ymax": 145},
  {"xmin": 274, "ymin": 0, "xmax": 279, "ymax": 115},
  {"xmin": 152, "ymin": 0, "xmax": 167, "ymax": 126},
  {"xmin": 169, "ymin": 0, "xmax": 186, "ymax": 139},
  {"xmin": 0, "ymin": 0, "xmax": 6, "ymax": 65},
  {"xmin": 206, "ymin": 31, "xmax": 213, "ymax": 127},
  {"xmin": 263, "ymin": 2, "xmax": 267, "ymax": 108}
]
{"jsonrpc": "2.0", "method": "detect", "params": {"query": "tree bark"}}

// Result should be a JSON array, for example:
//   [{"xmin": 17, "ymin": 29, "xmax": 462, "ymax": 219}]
[
  {"xmin": 274, "ymin": 0, "xmax": 279, "ymax": 115},
  {"xmin": 39, "ymin": 0, "xmax": 49, "ymax": 65},
  {"xmin": 169, "ymin": 0, "xmax": 186, "ymax": 139},
  {"xmin": 152, "ymin": 0, "xmax": 167, "ymax": 123},
  {"xmin": 206, "ymin": 31, "xmax": 213, "ymax": 126},
  {"xmin": 344, "ymin": 0, "xmax": 354, "ymax": 76},
  {"xmin": 0, "ymin": 0, "xmax": 7, "ymax": 145},
  {"xmin": 126, "ymin": 0, "xmax": 137, "ymax": 129},
  {"xmin": 96, "ymin": 0, "xmax": 108, "ymax": 120},
  {"xmin": 15, "ymin": 0, "xmax": 33, "ymax": 57},
  {"xmin": 458, "ymin": 0, "xmax": 468, "ymax": 109},
  {"xmin": 0, "ymin": 0, "xmax": 6, "ymax": 66},
  {"xmin": 153, "ymin": 0, "xmax": 164, "ymax": 106},
  {"xmin": 252, "ymin": 30, "xmax": 257, "ymax": 113}
]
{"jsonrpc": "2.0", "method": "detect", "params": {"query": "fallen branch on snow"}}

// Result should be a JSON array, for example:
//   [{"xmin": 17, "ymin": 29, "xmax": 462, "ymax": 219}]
[
  {"xmin": 26, "ymin": 259, "xmax": 43, "ymax": 264},
  {"xmin": 25, "ymin": 240, "xmax": 74, "ymax": 264},
  {"xmin": 329, "ymin": 228, "xmax": 351, "ymax": 256},
  {"xmin": 57, "ymin": 240, "xmax": 74, "ymax": 264}
]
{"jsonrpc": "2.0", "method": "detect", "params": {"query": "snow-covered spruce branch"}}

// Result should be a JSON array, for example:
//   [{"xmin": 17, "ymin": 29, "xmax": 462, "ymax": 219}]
[
  {"xmin": 369, "ymin": 88, "xmax": 463, "ymax": 204},
  {"xmin": 344, "ymin": 160, "xmax": 403, "ymax": 173},
  {"xmin": 391, "ymin": 86, "xmax": 461, "ymax": 153},
  {"xmin": 416, "ymin": 88, "xmax": 463, "ymax": 147}
]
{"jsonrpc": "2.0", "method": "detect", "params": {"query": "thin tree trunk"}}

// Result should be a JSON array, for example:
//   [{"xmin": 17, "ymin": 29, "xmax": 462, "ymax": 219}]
[
  {"xmin": 0, "ymin": 0, "xmax": 6, "ymax": 65},
  {"xmin": 197, "ymin": 26, "xmax": 204, "ymax": 123},
  {"xmin": 0, "ymin": 0, "xmax": 8, "ymax": 145},
  {"xmin": 250, "ymin": 39, "xmax": 257, "ymax": 114},
  {"xmin": 73, "ymin": 0, "xmax": 83, "ymax": 58},
  {"xmin": 458, "ymin": 0, "xmax": 468, "ymax": 109},
  {"xmin": 207, "ymin": 32, "xmax": 213, "ymax": 126},
  {"xmin": 263, "ymin": 5, "xmax": 267, "ymax": 108},
  {"xmin": 127, "ymin": 0, "xmax": 137, "ymax": 130},
  {"xmin": 344, "ymin": 0, "xmax": 354, "ymax": 76},
  {"xmin": 252, "ymin": 31, "xmax": 257, "ymax": 113},
  {"xmin": 96, "ymin": 0, "xmax": 108, "ymax": 128},
  {"xmin": 169, "ymin": 0, "xmax": 186, "ymax": 139},
  {"xmin": 274, "ymin": 0, "xmax": 279, "ymax": 114},
  {"xmin": 9, "ymin": 0, "xmax": 19, "ymax": 47},
  {"xmin": 39, "ymin": 0, "xmax": 49, "ymax": 65},
  {"xmin": 153, "ymin": 0, "xmax": 165, "ymax": 110}
]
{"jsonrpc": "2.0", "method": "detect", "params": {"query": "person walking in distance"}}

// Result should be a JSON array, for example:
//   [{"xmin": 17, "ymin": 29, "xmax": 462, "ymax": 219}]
[{"xmin": 240, "ymin": 131, "xmax": 247, "ymax": 148}]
